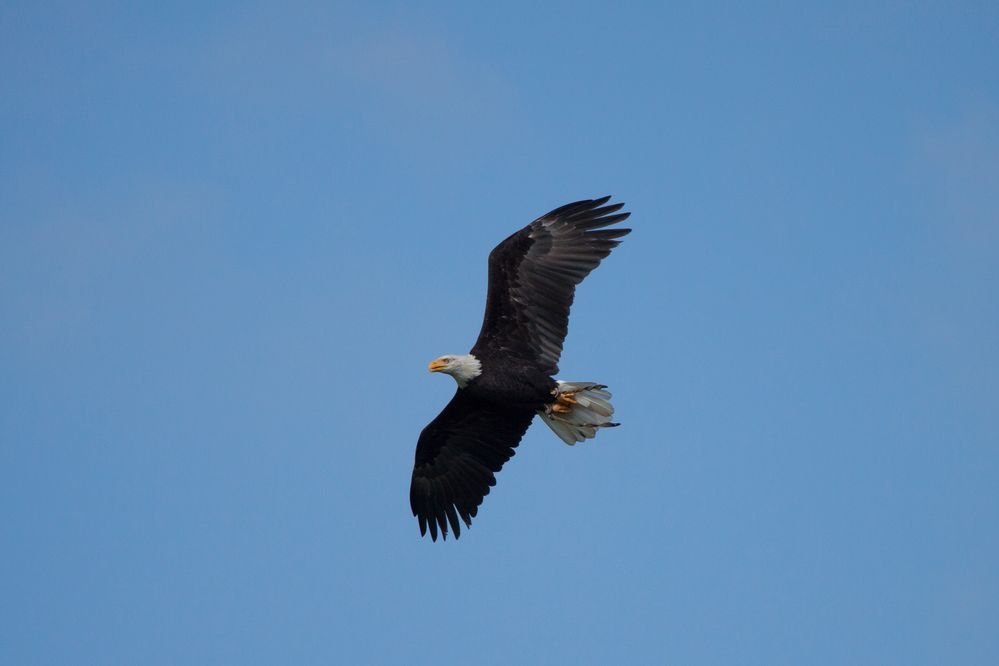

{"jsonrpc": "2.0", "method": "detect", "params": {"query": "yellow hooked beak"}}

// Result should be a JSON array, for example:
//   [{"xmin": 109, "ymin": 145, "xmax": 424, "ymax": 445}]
[{"xmin": 428, "ymin": 359, "xmax": 448, "ymax": 373}]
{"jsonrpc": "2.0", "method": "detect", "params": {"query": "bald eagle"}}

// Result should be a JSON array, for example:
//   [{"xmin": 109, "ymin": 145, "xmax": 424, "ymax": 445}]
[{"xmin": 410, "ymin": 197, "xmax": 631, "ymax": 540}]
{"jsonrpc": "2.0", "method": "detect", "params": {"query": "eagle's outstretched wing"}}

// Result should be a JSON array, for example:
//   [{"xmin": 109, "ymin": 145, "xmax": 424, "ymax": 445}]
[
  {"xmin": 410, "ymin": 390, "xmax": 535, "ymax": 541},
  {"xmin": 471, "ymin": 197, "xmax": 631, "ymax": 375}
]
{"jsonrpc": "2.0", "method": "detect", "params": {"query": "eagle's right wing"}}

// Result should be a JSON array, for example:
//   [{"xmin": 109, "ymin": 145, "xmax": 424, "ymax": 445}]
[{"xmin": 410, "ymin": 391, "xmax": 535, "ymax": 541}]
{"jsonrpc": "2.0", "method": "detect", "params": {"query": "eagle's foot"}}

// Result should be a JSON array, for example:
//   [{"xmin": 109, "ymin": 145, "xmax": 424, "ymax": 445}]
[
  {"xmin": 551, "ymin": 401, "xmax": 573, "ymax": 414},
  {"xmin": 550, "ymin": 391, "xmax": 578, "ymax": 414}
]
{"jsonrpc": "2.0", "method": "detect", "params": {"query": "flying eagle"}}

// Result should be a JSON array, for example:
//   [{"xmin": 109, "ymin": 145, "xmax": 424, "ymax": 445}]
[{"xmin": 410, "ymin": 196, "xmax": 631, "ymax": 540}]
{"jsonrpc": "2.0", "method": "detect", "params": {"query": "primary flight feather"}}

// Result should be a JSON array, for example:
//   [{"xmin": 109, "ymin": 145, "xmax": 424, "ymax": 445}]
[{"xmin": 410, "ymin": 196, "xmax": 631, "ymax": 540}]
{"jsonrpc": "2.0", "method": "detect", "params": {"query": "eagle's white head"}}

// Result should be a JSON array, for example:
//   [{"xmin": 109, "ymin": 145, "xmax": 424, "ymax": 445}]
[{"xmin": 428, "ymin": 354, "xmax": 482, "ymax": 388}]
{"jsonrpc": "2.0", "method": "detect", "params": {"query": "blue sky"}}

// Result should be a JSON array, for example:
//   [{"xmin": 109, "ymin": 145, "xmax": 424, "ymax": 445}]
[{"xmin": 2, "ymin": 2, "xmax": 997, "ymax": 664}]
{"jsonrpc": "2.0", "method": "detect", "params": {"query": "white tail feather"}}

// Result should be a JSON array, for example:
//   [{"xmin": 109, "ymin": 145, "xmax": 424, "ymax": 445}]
[{"xmin": 538, "ymin": 381, "xmax": 619, "ymax": 445}]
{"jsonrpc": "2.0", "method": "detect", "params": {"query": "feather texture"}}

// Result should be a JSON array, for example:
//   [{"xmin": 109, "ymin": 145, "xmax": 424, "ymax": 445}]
[
  {"xmin": 471, "ymin": 197, "xmax": 631, "ymax": 375},
  {"xmin": 410, "ymin": 390, "xmax": 534, "ymax": 541}
]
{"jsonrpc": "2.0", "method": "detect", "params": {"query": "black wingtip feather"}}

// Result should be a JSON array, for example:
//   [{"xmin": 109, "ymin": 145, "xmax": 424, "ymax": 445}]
[
  {"xmin": 445, "ymin": 504, "xmax": 461, "ymax": 538},
  {"xmin": 459, "ymin": 507, "xmax": 473, "ymax": 528},
  {"xmin": 595, "ymin": 202, "xmax": 625, "ymax": 215},
  {"xmin": 595, "ymin": 212, "xmax": 631, "ymax": 226},
  {"xmin": 541, "ymin": 196, "xmax": 613, "ymax": 220},
  {"xmin": 567, "ymin": 203, "xmax": 625, "ymax": 223},
  {"xmin": 566, "ymin": 209, "xmax": 630, "ymax": 233},
  {"xmin": 428, "ymin": 515, "xmax": 438, "ymax": 541},
  {"xmin": 589, "ymin": 228, "xmax": 631, "ymax": 240}
]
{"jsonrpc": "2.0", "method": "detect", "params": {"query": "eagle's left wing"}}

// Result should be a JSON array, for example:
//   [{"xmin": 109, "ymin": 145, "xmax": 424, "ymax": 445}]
[{"xmin": 471, "ymin": 197, "xmax": 631, "ymax": 376}]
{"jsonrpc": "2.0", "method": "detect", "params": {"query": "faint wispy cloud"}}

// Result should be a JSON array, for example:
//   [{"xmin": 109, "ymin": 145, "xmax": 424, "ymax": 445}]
[
  {"xmin": 0, "ymin": 181, "xmax": 219, "ymax": 354},
  {"xmin": 914, "ymin": 100, "xmax": 999, "ymax": 251},
  {"xmin": 907, "ymin": 100, "xmax": 999, "ymax": 427},
  {"xmin": 193, "ymin": 8, "xmax": 520, "ymax": 142},
  {"xmin": 325, "ymin": 26, "xmax": 518, "ymax": 127}
]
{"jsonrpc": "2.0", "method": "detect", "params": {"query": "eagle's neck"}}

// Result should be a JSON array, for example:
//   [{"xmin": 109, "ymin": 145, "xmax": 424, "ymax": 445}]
[{"xmin": 450, "ymin": 354, "xmax": 482, "ymax": 388}]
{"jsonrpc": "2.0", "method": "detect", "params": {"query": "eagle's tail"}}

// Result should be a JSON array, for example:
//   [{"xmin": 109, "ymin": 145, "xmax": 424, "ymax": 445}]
[{"xmin": 537, "ymin": 381, "xmax": 619, "ymax": 445}]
